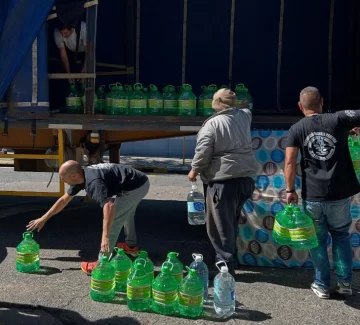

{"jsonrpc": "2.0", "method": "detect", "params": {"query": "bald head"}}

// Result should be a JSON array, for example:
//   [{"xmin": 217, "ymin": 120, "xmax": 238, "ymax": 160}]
[
  {"xmin": 299, "ymin": 87, "xmax": 323, "ymax": 112},
  {"xmin": 59, "ymin": 160, "xmax": 82, "ymax": 177}
]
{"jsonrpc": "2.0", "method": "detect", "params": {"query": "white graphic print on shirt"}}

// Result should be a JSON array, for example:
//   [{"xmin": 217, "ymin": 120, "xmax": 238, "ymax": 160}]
[{"xmin": 304, "ymin": 132, "xmax": 337, "ymax": 161}]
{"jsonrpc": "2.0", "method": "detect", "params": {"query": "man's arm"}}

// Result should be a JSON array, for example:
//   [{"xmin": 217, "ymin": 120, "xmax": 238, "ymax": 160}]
[
  {"xmin": 27, "ymin": 193, "xmax": 73, "ymax": 231},
  {"xmin": 285, "ymin": 147, "xmax": 299, "ymax": 203},
  {"xmin": 338, "ymin": 110, "xmax": 360, "ymax": 130},
  {"xmin": 101, "ymin": 199, "xmax": 115, "ymax": 253},
  {"xmin": 59, "ymin": 48, "xmax": 71, "ymax": 74}
]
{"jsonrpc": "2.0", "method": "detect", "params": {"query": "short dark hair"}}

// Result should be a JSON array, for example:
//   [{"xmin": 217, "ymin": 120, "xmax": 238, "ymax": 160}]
[{"xmin": 300, "ymin": 87, "xmax": 322, "ymax": 110}]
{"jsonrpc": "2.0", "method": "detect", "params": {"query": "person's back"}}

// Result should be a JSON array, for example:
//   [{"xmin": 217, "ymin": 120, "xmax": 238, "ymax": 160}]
[{"xmin": 288, "ymin": 112, "xmax": 360, "ymax": 201}]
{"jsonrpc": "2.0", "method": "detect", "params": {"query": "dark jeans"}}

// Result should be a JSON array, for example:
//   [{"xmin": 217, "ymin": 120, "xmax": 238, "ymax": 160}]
[{"xmin": 204, "ymin": 177, "xmax": 255, "ymax": 271}]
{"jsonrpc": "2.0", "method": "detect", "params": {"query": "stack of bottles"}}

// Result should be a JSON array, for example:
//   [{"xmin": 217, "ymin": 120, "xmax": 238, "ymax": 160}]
[
  {"xmin": 65, "ymin": 82, "xmax": 253, "ymax": 116},
  {"xmin": 272, "ymin": 204, "xmax": 319, "ymax": 250},
  {"xmin": 348, "ymin": 136, "xmax": 360, "ymax": 180}
]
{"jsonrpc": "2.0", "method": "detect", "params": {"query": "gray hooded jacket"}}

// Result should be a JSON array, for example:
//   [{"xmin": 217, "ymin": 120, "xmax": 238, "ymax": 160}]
[{"xmin": 191, "ymin": 108, "xmax": 260, "ymax": 184}]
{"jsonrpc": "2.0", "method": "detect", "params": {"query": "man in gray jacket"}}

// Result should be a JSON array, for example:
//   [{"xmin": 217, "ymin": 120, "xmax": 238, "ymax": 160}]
[{"xmin": 188, "ymin": 88, "xmax": 259, "ymax": 276}]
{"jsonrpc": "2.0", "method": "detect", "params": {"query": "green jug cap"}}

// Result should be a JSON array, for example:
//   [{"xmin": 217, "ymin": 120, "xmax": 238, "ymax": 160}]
[
  {"xmin": 168, "ymin": 252, "xmax": 179, "ymax": 258},
  {"xmin": 285, "ymin": 205, "xmax": 293, "ymax": 212},
  {"xmin": 139, "ymin": 250, "xmax": 148, "ymax": 258},
  {"xmin": 23, "ymin": 231, "xmax": 34, "ymax": 239},
  {"xmin": 100, "ymin": 255, "xmax": 108, "ymax": 263},
  {"xmin": 187, "ymin": 267, "xmax": 197, "ymax": 276},
  {"xmin": 235, "ymin": 83, "xmax": 245, "ymax": 90},
  {"xmin": 149, "ymin": 84, "xmax": 158, "ymax": 91},
  {"xmin": 208, "ymin": 84, "xmax": 217, "ymax": 91},
  {"xmin": 134, "ymin": 83, "xmax": 143, "ymax": 90}
]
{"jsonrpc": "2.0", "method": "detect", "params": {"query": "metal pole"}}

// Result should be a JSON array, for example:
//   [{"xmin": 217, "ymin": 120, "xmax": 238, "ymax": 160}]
[
  {"xmin": 182, "ymin": 0, "xmax": 188, "ymax": 84},
  {"xmin": 276, "ymin": 0, "xmax": 285, "ymax": 111},
  {"xmin": 228, "ymin": 0, "xmax": 236, "ymax": 89},
  {"xmin": 58, "ymin": 129, "xmax": 65, "ymax": 195},
  {"xmin": 182, "ymin": 136, "xmax": 186, "ymax": 165},
  {"xmin": 328, "ymin": 0, "xmax": 335, "ymax": 112}
]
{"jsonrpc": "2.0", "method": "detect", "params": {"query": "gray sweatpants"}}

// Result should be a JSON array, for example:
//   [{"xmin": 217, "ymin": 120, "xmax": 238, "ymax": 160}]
[
  {"xmin": 100, "ymin": 180, "xmax": 150, "ymax": 258},
  {"xmin": 205, "ymin": 177, "xmax": 255, "ymax": 269}
]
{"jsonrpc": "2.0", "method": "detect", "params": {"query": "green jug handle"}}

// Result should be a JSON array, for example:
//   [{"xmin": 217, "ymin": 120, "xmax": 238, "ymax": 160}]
[
  {"xmin": 235, "ymin": 83, "xmax": 245, "ymax": 90},
  {"xmin": 182, "ymin": 84, "xmax": 192, "ymax": 91},
  {"xmin": 208, "ymin": 84, "xmax": 217, "ymax": 91},
  {"xmin": 149, "ymin": 84, "xmax": 157, "ymax": 91},
  {"xmin": 136, "ymin": 258, "xmax": 147, "ymax": 266},
  {"xmin": 201, "ymin": 85, "xmax": 208, "ymax": 92},
  {"xmin": 192, "ymin": 253, "xmax": 203, "ymax": 261},
  {"xmin": 114, "ymin": 247, "xmax": 124, "ymax": 254},
  {"xmin": 162, "ymin": 261, "xmax": 174, "ymax": 271},
  {"xmin": 134, "ymin": 83, "xmax": 143, "ymax": 90},
  {"xmin": 109, "ymin": 84, "xmax": 116, "ymax": 90},
  {"xmin": 168, "ymin": 85, "xmax": 175, "ymax": 92},
  {"xmin": 168, "ymin": 252, "xmax": 179, "ymax": 258},
  {"xmin": 23, "ymin": 231, "xmax": 34, "ymax": 239},
  {"xmin": 116, "ymin": 82, "xmax": 122, "ymax": 87},
  {"xmin": 163, "ymin": 85, "xmax": 169, "ymax": 92}
]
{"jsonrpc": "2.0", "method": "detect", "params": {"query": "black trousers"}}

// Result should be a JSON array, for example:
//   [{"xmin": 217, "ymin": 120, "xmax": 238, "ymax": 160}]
[{"xmin": 204, "ymin": 177, "xmax": 255, "ymax": 269}]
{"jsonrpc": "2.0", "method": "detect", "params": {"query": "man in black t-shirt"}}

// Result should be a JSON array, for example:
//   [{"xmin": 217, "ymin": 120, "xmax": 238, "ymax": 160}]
[
  {"xmin": 27, "ymin": 160, "xmax": 149, "ymax": 275},
  {"xmin": 285, "ymin": 86, "xmax": 359, "ymax": 299}
]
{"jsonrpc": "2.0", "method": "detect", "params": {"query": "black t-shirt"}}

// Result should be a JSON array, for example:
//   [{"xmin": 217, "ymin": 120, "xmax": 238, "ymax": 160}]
[
  {"xmin": 286, "ymin": 110, "xmax": 360, "ymax": 201},
  {"xmin": 67, "ymin": 163, "xmax": 148, "ymax": 206}
]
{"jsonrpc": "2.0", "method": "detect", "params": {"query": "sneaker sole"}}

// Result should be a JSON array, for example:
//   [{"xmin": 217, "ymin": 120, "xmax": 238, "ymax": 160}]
[
  {"xmin": 336, "ymin": 289, "xmax": 352, "ymax": 296},
  {"xmin": 81, "ymin": 265, "xmax": 92, "ymax": 276},
  {"xmin": 311, "ymin": 286, "xmax": 330, "ymax": 299}
]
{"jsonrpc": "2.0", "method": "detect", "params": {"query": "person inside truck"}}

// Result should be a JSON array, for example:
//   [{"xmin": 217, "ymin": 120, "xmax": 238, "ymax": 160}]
[
  {"xmin": 26, "ymin": 160, "xmax": 149, "ymax": 275},
  {"xmin": 188, "ymin": 88, "xmax": 260, "ymax": 277},
  {"xmin": 54, "ymin": 21, "xmax": 87, "ymax": 83}
]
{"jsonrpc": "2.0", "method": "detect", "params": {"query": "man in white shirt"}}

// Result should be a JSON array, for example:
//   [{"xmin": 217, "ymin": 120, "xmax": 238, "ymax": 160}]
[{"xmin": 54, "ymin": 21, "xmax": 87, "ymax": 83}]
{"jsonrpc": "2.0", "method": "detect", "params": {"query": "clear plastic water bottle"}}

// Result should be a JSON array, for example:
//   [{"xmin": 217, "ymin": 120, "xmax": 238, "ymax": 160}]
[
  {"xmin": 214, "ymin": 261, "xmax": 236, "ymax": 318},
  {"xmin": 187, "ymin": 182, "xmax": 206, "ymax": 225},
  {"xmin": 189, "ymin": 254, "xmax": 209, "ymax": 302}
]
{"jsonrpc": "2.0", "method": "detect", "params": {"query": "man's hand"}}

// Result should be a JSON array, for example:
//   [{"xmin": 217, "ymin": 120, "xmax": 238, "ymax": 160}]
[
  {"xmin": 27, "ymin": 217, "xmax": 47, "ymax": 232},
  {"xmin": 286, "ymin": 192, "xmax": 298, "ymax": 204},
  {"xmin": 350, "ymin": 127, "xmax": 360, "ymax": 136},
  {"xmin": 101, "ymin": 236, "xmax": 110, "ymax": 254},
  {"xmin": 188, "ymin": 170, "xmax": 198, "ymax": 182}
]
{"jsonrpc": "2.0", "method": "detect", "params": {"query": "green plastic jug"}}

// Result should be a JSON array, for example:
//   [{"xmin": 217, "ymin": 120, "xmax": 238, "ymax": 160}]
[
  {"xmin": 178, "ymin": 84, "xmax": 197, "ymax": 116},
  {"xmin": 197, "ymin": 86, "xmax": 208, "ymax": 116},
  {"xmin": 111, "ymin": 83, "xmax": 129, "ymax": 115},
  {"xmin": 152, "ymin": 262, "xmax": 179, "ymax": 315},
  {"xmin": 66, "ymin": 84, "xmax": 81, "ymax": 113},
  {"xmin": 289, "ymin": 206, "xmax": 319, "ymax": 250},
  {"xmin": 162, "ymin": 85, "xmax": 178, "ymax": 116},
  {"xmin": 110, "ymin": 247, "xmax": 133, "ymax": 292},
  {"xmin": 105, "ymin": 84, "xmax": 116, "ymax": 114},
  {"xmin": 127, "ymin": 259, "xmax": 152, "ymax": 312},
  {"xmin": 235, "ymin": 83, "xmax": 248, "ymax": 108},
  {"xmin": 272, "ymin": 204, "xmax": 293, "ymax": 245},
  {"xmin": 244, "ymin": 86, "xmax": 253, "ymax": 111},
  {"xmin": 129, "ymin": 83, "xmax": 147, "ymax": 115},
  {"xmin": 178, "ymin": 267, "xmax": 204, "ymax": 318},
  {"xmin": 16, "ymin": 232, "xmax": 40, "ymax": 273},
  {"xmin": 135, "ymin": 250, "xmax": 154, "ymax": 281},
  {"xmin": 148, "ymin": 84, "xmax": 164, "ymax": 116},
  {"xmin": 90, "ymin": 255, "xmax": 116, "ymax": 302},
  {"xmin": 203, "ymin": 84, "xmax": 217, "ymax": 116},
  {"xmin": 124, "ymin": 84, "xmax": 133, "ymax": 97},
  {"xmin": 165, "ymin": 252, "xmax": 184, "ymax": 284},
  {"xmin": 95, "ymin": 85, "xmax": 106, "ymax": 114}
]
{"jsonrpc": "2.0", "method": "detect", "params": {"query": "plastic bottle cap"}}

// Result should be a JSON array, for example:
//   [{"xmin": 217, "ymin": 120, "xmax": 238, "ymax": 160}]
[
  {"xmin": 100, "ymin": 256, "xmax": 108, "ymax": 263},
  {"xmin": 220, "ymin": 266, "xmax": 228, "ymax": 273},
  {"xmin": 168, "ymin": 252, "xmax": 179, "ymax": 258},
  {"xmin": 139, "ymin": 250, "xmax": 148, "ymax": 258},
  {"xmin": 193, "ymin": 254, "xmax": 203, "ymax": 262}
]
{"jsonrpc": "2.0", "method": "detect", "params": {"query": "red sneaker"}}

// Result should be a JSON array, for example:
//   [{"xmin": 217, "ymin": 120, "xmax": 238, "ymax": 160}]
[
  {"xmin": 116, "ymin": 243, "xmax": 139, "ymax": 257},
  {"xmin": 81, "ymin": 261, "xmax": 98, "ymax": 275}
]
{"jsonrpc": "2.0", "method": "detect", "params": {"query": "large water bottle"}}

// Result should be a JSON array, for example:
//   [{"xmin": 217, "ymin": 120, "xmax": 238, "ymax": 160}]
[
  {"xmin": 189, "ymin": 253, "xmax": 209, "ymax": 302},
  {"xmin": 187, "ymin": 182, "xmax": 206, "ymax": 225},
  {"xmin": 16, "ymin": 232, "xmax": 40, "ymax": 273},
  {"xmin": 214, "ymin": 261, "xmax": 236, "ymax": 318}
]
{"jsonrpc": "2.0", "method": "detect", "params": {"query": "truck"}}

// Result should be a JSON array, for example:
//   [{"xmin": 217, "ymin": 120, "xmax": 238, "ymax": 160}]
[{"xmin": 0, "ymin": 0, "xmax": 359, "ymax": 197}]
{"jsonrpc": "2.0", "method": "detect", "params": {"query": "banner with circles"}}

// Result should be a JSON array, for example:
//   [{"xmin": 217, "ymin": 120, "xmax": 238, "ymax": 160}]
[{"xmin": 237, "ymin": 130, "xmax": 360, "ymax": 269}]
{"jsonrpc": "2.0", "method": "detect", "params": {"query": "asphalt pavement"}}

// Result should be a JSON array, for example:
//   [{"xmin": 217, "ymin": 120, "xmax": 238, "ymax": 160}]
[{"xmin": 0, "ymin": 167, "xmax": 359, "ymax": 325}]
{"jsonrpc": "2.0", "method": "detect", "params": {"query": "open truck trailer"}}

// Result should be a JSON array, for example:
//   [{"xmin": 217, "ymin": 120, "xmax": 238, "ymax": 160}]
[{"xmin": 0, "ymin": 0, "xmax": 359, "ymax": 197}]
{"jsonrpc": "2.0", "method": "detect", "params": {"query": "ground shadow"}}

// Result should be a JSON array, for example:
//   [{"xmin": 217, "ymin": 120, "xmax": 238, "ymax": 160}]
[
  {"xmin": 0, "ymin": 301, "xmax": 141, "ymax": 325},
  {"xmin": 32, "ymin": 266, "xmax": 62, "ymax": 276}
]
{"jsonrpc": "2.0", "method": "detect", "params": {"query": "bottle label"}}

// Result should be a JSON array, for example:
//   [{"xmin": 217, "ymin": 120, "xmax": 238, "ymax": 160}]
[
  {"xmin": 115, "ymin": 269, "xmax": 131, "ymax": 283},
  {"xmin": 179, "ymin": 292, "xmax": 203, "ymax": 307},
  {"xmin": 164, "ymin": 100, "xmax": 178, "ymax": 109},
  {"xmin": 204, "ymin": 99, "xmax": 213, "ymax": 109},
  {"xmin": 127, "ymin": 284, "xmax": 151, "ymax": 299},
  {"xmin": 106, "ymin": 98, "xmax": 112, "ymax": 107},
  {"xmin": 353, "ymin": 160, "xmax": 360, "ymax": 170},
  {"xmin": 130, "ymin": 99, "xmax": 147, "ymax": 108},
  {"xmin": 16, "ymin": 252, "xmax": 39, "ymax": 264},
  {"xmin": 214, "ymin": 285, "xmax": 235, "ymax": 305},
  {"xmin": 187, "ymin": 202, "xmax": 205, "ymax": 213},
  {"xmin": 66, "ymin": 97, "xmax": 81, "ymax": 107},
  {"xmin": 173, "ymin": 273, "xmax": 183, "ymax": 282},
  {"xmin": 289, "ymin": 226, "xmax": 316, "ymax": 241},
  {"xmin": 148, "ymin": 99, "xmax": 163, "ymax": 109},
  {"xmin": 178, "ymin": 100, "xmax": 196, "ymax": 109},
  {"xmin": 152, "ymin": 289, "xmax": 178, "ymax": 305},
  {"xmin": 112, "ymin": 99, "xmax": 129, "ymax": 109},
  {"xmin": 273, "ymin": 220, "xmax": 290, "ymax": 238},
  {"xmin": 90, "ymin": 278, "xmax": 115, "ymax": 293},
  {"xmin": 198, "ymin": 100, "xmax": 204, "ymax": 108}
]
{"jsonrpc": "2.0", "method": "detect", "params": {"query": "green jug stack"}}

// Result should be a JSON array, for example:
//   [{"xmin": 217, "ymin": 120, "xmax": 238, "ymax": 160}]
[
  {"xmin": 66, "ymin": 84, "xmax": 81, "ymax": 113},
  {"xmin": 235, "ymin": 83, "xmax": 248, "ymax": 108},
  {"xmin": 135, "ymin": 250, "xmax": 154, "ymax": 281},
  {"xmin": 203, "ymin": 84, "xmax": 217, "ymax": 116},
  {"xmin": 127, "ymin": 259, "xmax": 152, "ymax": 312},
  {"xmin": 111, "ymin": 83, "xmax": 129, "ymax": 115},
  {"xmin": 148, "ymin": 84, "xmax": 164, "ymax": 116},
  {"xmin": 130, "ymin": 83, "xmax": 147, "ymax": 115},
  {"xmin": 95, "ymin": 85, "xmax": 106, "ymax": 114},
  {"xmin": 105, "ymin": 84, "xmax": 116, "ymax": 115},
  {"xmin": 16, "ymin": 232, "xmax": 40, "ymax": 273},
  {"xmin": 289, "ymin": 206, "xmax": 318, "ymax": 250},
  {"xmin": 178, "ymin": 84, "xmax": 197, "ymax": 116},
  {"xmin": 178, "ymin": 267, "xmax": 204, "ymax": 318},
  {"xmin": 165, "ymin": 252, "xmax": 184, "ymax": 284},
  {"xmin": 197, "ymin": 86, "xmax": 208, "ymax": 117},
  {"xmin": 272, "ymin": 204, "xmax": 293, "ymax": 245},
  {"xmin": 90, "ymin": 256, "xmax": 116, "ymax": 302},
  {"xmin": 350, "ymin": 136, "xmax": 360, "ymax": 179},
  {"xmin": 152, "ymin": 262, "xmax": 179, "ymax": 315},
  {"xmin": 110, "ymin": 247, "xmax": 133, "ymax": 292},
  {"xmin": 244, "ymin": 86, "xmax": 253, "ymax": 111},
  {"xmin": 162, "ymin": 85, "xmax": 178, "ymax": 116}
]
